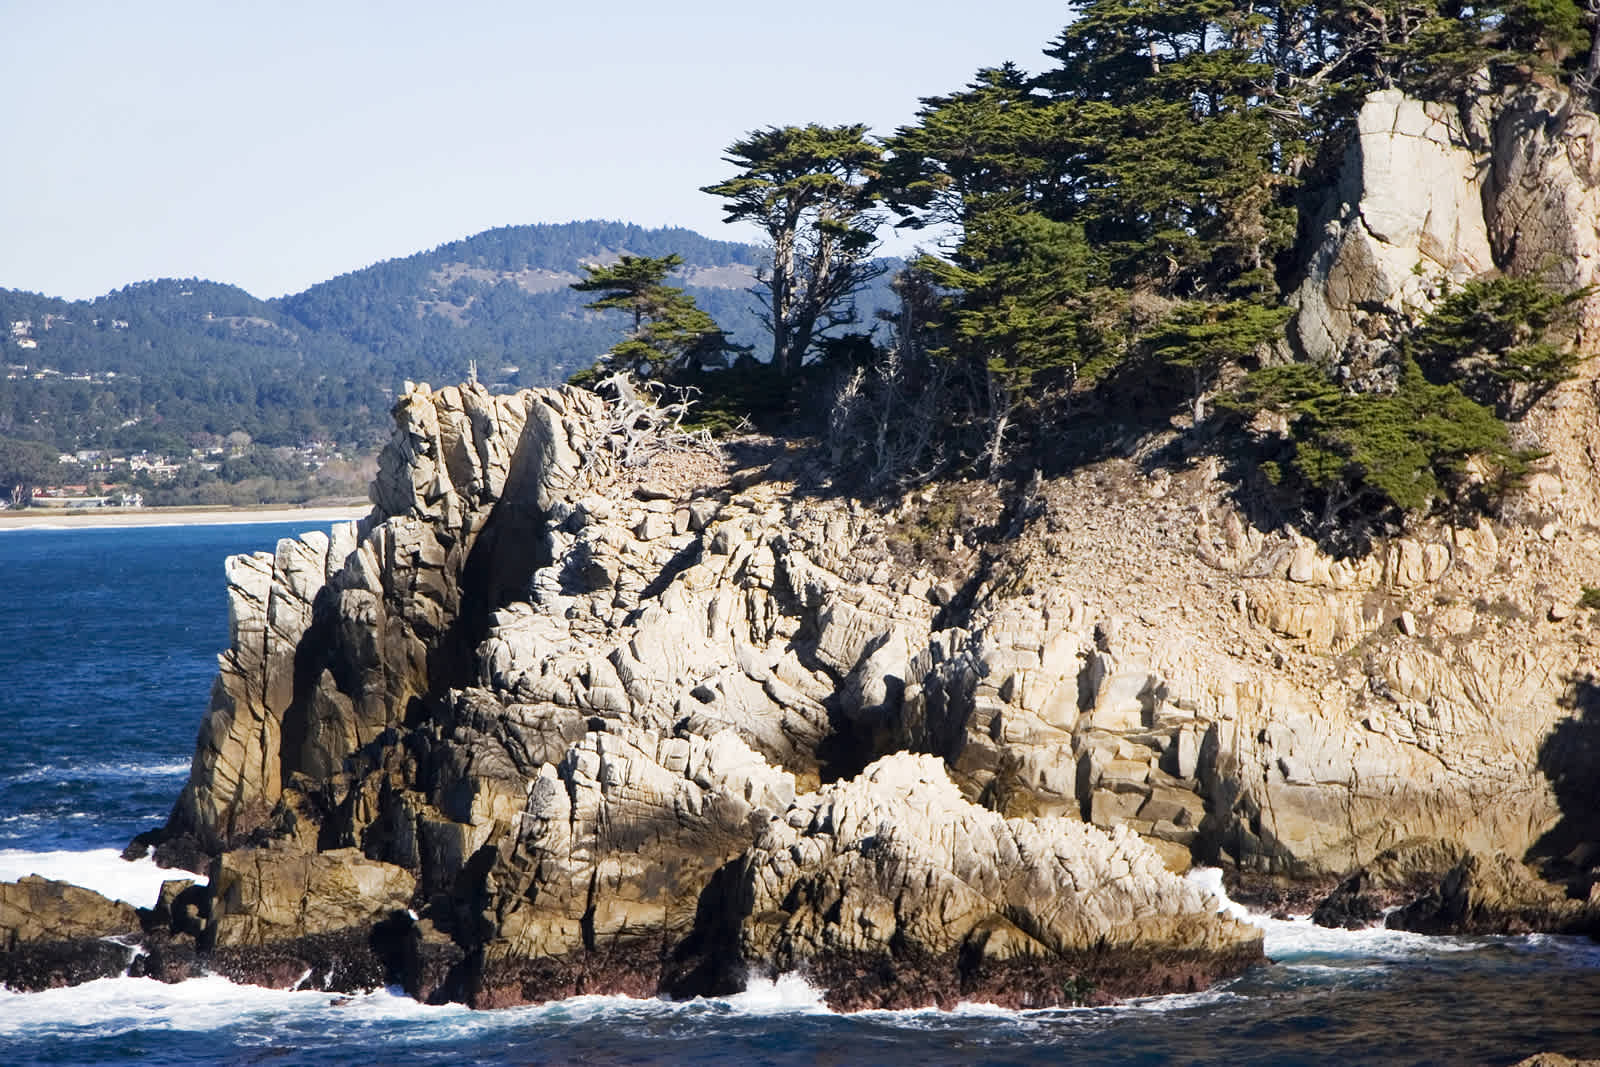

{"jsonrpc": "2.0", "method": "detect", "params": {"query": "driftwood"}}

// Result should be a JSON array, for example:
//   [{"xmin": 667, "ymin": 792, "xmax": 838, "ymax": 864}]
[{"xmin": 597, "ymin": 373, "xmax": 722, "ymax": 469}]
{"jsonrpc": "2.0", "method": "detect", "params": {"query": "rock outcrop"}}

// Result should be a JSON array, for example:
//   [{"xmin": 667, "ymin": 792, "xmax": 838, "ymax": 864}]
[
  {"xmin": 11, "ymin": 84, "xmax": 1600, "ymax": 1005},
  {"xmin": 727, "ymin": 753, "xmax": 1259, "ymax": 1009},
  {"xmin": 0, "ymin": 876, "xmax": 141, "ymax": 991},
  {"xmin": 1290, "ymin": 88, "xmax": 1495, "ymax": 365},
  {"xmin": 59, "ymin": 379, "xmax": 1255, "ymax": 1006},
  {"xmin": 1387, "ymin": 851, "xmax": 1600, "ymax": 936}
]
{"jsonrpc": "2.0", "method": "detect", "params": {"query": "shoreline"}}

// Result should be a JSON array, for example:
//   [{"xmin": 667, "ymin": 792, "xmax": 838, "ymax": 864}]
[{"xmin": 0, "ymin": 502, "xmax": 369, "ymax": 531}]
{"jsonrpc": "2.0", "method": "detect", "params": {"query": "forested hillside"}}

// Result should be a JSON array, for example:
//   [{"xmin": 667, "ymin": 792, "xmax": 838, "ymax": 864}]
[
  {"xmin": 274, "ymin": 221, "xmax": 777, "ymax": 394},
  {"xmin": 0, "ymin": 221, "xmax": 894, "ymax": 456}
]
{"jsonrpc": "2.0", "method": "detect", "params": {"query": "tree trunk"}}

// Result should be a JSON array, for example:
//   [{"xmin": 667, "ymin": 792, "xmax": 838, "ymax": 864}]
[
  {"xmin": 986, "ymin": 369, "xmax": 1013, "ymax": 477},
  {"xmin": 1578, "ymin": 2, "xmax": 1600, "ymax": 106},
  {"xmin": 771, "ymin": 225, "xmax": 796, "ymax": 376}
]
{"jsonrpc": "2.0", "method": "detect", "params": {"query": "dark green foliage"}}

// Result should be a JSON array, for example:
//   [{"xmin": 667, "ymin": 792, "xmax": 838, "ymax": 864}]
[
  {"xmin": 570, "ymin": 254, "xmax": 743, "ymax": 380},
  {"xmin": 860, "ymin": 0, "xmax": 1596, "ymax": 532},
  {"xmin": 1322, "ymin": 0, "xmax": 1591, "ymax": 98},
  {"xmin": 1, "ymin": 222, "xmax": 900, "ymax": 457},
  {"xmin": 1147, "ymin": 299, "xmax": 1294, "ymax": 420},
  {"xmin": 874, "ymin": 0, "xmax": 1321, "ymax": 470},
  {"xmin": 703, "ymin": 124, "xmax": 886, "ymax": 377},
  {"xmin": 1036, "ymin": 0, "xmax": 1303, "ymax": 296},
  {"xmin": 0, "ymin": 436, "xmax": 58, "ymax": 493},
  {"xmin": 0, "ymin": 279, "xmax": 377, "ymax": 449},
  {"xmin": 881, "ymin": 64, "xmax": 1068, "ymax": 228},
  {"xmin": 1495, "ymin": 0, "xmax": 1589, "ymax": 64},
  {"xmin": 1408, "ymin": 275, "xmax": 1589, "ymax": 417},
  {"xmin": 927, "ymin": 211, "xmax": 1124, "ymax": 400},
  {"xmin": 671, "ymin": 361, "xmax": 796, "ymax": 435},
  {"xmin": 1222, "ymin": 359, "xmax": 1529, "ymax": 526},
  {"xmin": 278, "ymin": 221, "xmax": 774, "ymax": 392}
]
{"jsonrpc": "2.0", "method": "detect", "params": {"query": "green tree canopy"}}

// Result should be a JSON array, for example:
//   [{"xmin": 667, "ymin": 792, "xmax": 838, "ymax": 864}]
[
  {"xmin": 1222, "ymin": 359, "xmax": 1528, "ymax": 527},
  {"xmin": 570, "ymin": 254, "xmax": 741, "ymax": 380},
  {"xmin": 1408, "ymin": 275, "xmax": 1590, "ymax": 418},
  {"xmin": 702, "ymin": 124, "xmax": 886, "ymax": 377},
  {"xmin": 0, "ymin": 436, "xmax": 60, "ymax": 497}
]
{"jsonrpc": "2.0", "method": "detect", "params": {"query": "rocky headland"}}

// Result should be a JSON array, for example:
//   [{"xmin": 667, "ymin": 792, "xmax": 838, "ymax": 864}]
[{"xmin": 7, "ymin": 83, "xmax": 1600, "ymax": 1006}]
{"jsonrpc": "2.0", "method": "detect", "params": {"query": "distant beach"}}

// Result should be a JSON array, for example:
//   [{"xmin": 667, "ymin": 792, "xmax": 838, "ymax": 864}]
[{"xmin": 0, "ymin": 502, "xmax": 369, "ymax": 531}]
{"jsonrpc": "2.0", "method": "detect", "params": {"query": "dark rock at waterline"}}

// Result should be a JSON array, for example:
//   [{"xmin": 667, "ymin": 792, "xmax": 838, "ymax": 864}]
[
  {"xmin": 1311, "ymin": 872, "xmax": 1390, "ymax": 929},
  {"xmin": 127, "ymin": 932, "xmax": 207, "ymax": 983},
  {"xmin": 466, "ymin": 941, "xmax": 675, "ymax": 1010},
  {"xmin": 792, "ymin": 941, "xmax": 1267, "ymax": 1013},
  {"xmin": 399, "ymin": 917, "xmax": 467, "ymax": 1004},
  {"xmin": 1219, "ymin": 871, "xmax": 1337, "ymax": 918},
  {"xmin": 437, "ymin": 933, "xmax": 1267, "ymax": 1013},
  {"xmin": 0, "ymin": 938, "xmax": 138, "ymax": 992},
  {"xmin": 1311, "ymin": 840, "xmax": 1467, "ymax": 929},
  {"xmin": 1387, "ymin": 852, "xmax": 1600, "ymax": 936},
  {"xmin": 206, "ymin": 928, "xmax": 394, "ymax": 993},
  {"xmin": 0, "ymin": 876, "xmax": 143, "ymax": 991}
]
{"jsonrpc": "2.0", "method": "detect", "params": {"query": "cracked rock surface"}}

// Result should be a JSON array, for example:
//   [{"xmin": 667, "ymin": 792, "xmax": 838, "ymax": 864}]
[{"xmin": 10, "ymin": 86, "xmax": 1600, "ymax": 1004}]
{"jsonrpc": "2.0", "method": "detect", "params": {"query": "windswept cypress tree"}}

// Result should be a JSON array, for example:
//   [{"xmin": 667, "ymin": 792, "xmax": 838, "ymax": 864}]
[
  {"xmin": 701, "ymin": 124, "xmax": 885, "ymax": 378},
  {"xmin": 570, "ymin": 254, "xmax": 739, "ymax": 380}
]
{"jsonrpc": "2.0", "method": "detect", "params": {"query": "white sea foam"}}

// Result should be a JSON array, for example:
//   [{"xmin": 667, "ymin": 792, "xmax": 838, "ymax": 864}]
[
  {"xmin": 0, "ymin": 847, "xmax": 205, "ymax": 908},
  {"xmin": 7, "ymin": 759, "xmax": 192, "ymax": 784},
  {"xmin": 1184, "ymin": 866, "xmax": 1254, "ymax": 921},
  {"xmin": 723, "ymin": 972, "xmax": 831, "ymax": 1014},
  {"xmin": 0, "ymin": 975, "xmax": 365, "ymax": 1038},
  {"xmin": 1517, "ymin": 933, "xmax": 1600, "ymax": 966},
  {"xmin": 1184, "ymin": 865, "xmax": 1487, "ymax": 962}
]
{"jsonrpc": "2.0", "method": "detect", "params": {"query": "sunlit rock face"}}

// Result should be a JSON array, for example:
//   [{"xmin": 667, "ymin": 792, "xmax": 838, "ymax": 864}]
[{"xmin": 15, "ymin": 83, "xmax": 1600, "ymax": 1005}]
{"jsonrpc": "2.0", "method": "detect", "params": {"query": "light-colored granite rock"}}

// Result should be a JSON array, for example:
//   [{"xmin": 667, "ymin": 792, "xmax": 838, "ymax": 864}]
[
  {"xmin": 1290, "ymin": 89, "xmax": 1494, "ymax": 363},
  {"xmin": 734, "ymin": 753, "xmax": 1260, "ymax": 1008}
]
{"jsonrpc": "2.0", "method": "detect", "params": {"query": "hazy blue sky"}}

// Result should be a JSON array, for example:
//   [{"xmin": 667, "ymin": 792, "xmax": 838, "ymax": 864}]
[{"xmin": 2, "ymin": 1, "xmax": 1071, "ymax": 301}]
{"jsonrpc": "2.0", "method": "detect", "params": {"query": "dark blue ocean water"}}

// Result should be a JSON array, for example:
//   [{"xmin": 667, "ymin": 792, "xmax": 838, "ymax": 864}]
[
  {"xmin": 0, "ymin": 522, "xmax": 318, "ymax": 854},
  {"xmin": 1, "ymin": 521, "xmax": 1599, "ymax": 1066}
]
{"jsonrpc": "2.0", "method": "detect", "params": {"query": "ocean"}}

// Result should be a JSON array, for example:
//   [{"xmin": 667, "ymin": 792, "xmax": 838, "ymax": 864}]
[{"xmin": 1, "ymin": 521, "xmax": 1598, "ymax": 1065}]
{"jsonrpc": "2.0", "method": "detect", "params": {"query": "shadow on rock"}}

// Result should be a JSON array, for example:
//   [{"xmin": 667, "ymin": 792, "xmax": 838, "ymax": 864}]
[{"xmin": 1529, "ymin": 673, "xmax": 1600, "ymax": 877}]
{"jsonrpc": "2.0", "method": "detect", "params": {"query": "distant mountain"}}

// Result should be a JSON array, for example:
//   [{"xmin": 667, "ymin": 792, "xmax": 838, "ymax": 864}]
[
  {"xmin": 274, "ymin": 221, "xmax": 775, "ymax": 393},
  {"xmin": 0, "ymin": 221, "xmax": 898, "ymax": 453}
]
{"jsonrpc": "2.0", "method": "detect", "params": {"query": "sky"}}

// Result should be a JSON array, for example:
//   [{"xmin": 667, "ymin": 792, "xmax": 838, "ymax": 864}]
[{"xmin": 1, "ymin": 1, "xmax": 1072, "ymax": 302}]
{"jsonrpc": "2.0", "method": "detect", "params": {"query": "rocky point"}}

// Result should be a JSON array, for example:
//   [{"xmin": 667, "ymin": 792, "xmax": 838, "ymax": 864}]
[{"xmin": 7, "ymin": 81, "xmax": 1600, "ymax": 1006}]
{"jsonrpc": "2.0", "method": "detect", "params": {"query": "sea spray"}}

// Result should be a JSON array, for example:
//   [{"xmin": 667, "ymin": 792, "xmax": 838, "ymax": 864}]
[
  {"xmin": 0, "ymin": 848, "xmax": 206, "ymax": 909},
  {"xmin": 1185, "ymin": 865, "xmax": 1496, "ymax": 962}
]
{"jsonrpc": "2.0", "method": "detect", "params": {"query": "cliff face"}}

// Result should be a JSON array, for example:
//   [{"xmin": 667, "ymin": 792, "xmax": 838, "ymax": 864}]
[
  {"xmin": 15, "ymin": 84, "xmax": 1600, "ymax": 1003},
  {"xmin": 136, "ymin": 379, "xmax": 1261, "ymax": 1007}
]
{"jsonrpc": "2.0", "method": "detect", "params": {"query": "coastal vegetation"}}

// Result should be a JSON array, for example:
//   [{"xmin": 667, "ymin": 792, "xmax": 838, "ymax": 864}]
[
  {"xmin": 5, "ymin": 4, "xmax": 1597, "ymax": 534},
  {"xmin": 566, "ymin": 0, "xmax": 1600, "ymax": 546}
]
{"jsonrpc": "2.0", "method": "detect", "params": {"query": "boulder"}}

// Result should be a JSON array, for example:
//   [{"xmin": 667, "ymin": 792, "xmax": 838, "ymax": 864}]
[
  {"xmin": 0, "ymin": 876, "xmax": 141, "ymax": 990},
  {"xmin": 728, "ymin": 754, "xmax": 1261, "ymax": 1010},
  {"xmin": 207, "ymin": 844, "xmax": 416, "ymax": 948},
  {"xmin": 1387, "ymin": 852, "xmax": 1600, "ymax": 936}
]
